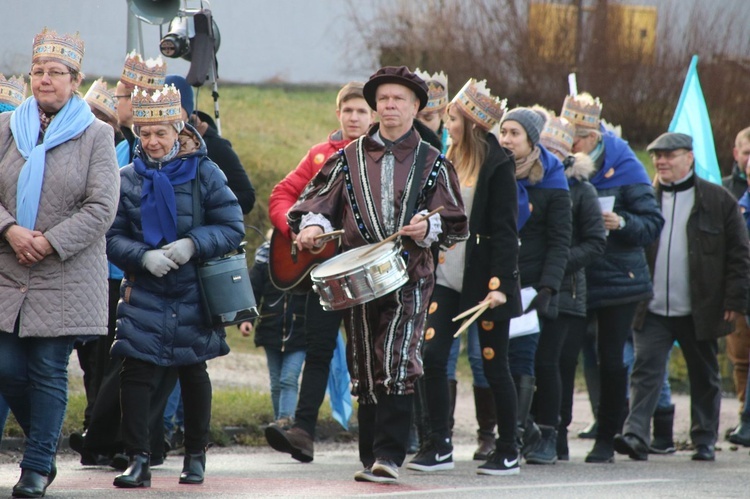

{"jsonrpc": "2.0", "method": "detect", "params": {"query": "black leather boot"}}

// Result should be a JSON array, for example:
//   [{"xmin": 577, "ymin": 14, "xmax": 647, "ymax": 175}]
[
  {"xmin": 12, "ymin": 464, "xmax": 56, "ymax": 499},
  {"xmin": 472, "ymin": 385, "xmax": 496, "ymax": 460},
  {"xmin": 113, "ymin": 453, "xmax": 151, "ymax": 488},
  {"xmin": 514, "ymin": 375, "xmax": 541, "ymax": 458},
  {"xmin": 179, "ymin": 450, "xmax": 206, "ymax": 484}
]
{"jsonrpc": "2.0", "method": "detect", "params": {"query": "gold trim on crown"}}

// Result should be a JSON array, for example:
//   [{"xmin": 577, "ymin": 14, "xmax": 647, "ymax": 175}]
[
  {"xmin": 561, "ymin": 93, "xmax": 602, "ymax": 130},
  {"xmin": 541, "ymin": 116, "xmax": 576, "ymax": 156},
  {"xmin": 32, "ymin": 28, "xmax": 84, "ymax": 72},
  {"xmin": 0, "ymin": 74, "xmax": 26, "ymax": 108},
  {"xmin": 121, "ymin": 50, "xmax": 167, "ymax": 90},
  {"xmin": 84, "ymin": 78, "xmax": 117, "ymax": 123},
  {"xmin": 415, "ymin": 69, "xmax": 449, "ymax": 113},
  {"xmin": 131, "ymin": 84, "xmax": 182, "ymax": 126},
  {"xmin": 452, "ymin": 79, "xmax": 507, "ymax": 131}
]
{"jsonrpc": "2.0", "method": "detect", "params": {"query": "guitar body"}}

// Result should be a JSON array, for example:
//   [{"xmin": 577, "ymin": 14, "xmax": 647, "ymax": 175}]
[{"xmin": 269, "ymin": 228, "xmax": 339, "ymax": 293}]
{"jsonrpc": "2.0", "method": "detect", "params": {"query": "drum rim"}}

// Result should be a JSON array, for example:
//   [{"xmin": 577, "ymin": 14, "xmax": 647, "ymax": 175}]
[{"xmin": 310, "ymin": 241, "xmax": 401, "ymax": 280}]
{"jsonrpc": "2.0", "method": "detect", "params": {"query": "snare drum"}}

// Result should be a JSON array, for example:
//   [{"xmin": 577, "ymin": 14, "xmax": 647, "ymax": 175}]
[{"xmin": 310, "ymin": 241, "xmax": 408, "ymax": 311}]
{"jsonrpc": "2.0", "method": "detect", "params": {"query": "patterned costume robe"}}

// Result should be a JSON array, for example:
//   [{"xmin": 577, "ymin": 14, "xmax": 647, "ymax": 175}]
[{"xmin": 289, "ymin": 124, "xmax": 468, "ymax": 402}]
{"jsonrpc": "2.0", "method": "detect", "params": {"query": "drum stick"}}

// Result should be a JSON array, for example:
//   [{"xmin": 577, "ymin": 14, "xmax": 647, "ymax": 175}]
[
  {"xmin": 360, "ymin": 206, "xmax": 445, "ymax": 258},
  {"xmin": 313, "ymin": 229, "xmax": 345, "ymax": 242},
  {"xmin": 453, "ymin": 302, "xmax": 490, "ymax": 338},
  {"xmin": 452, "ymin": 298, "xmax": 492, "ymax": 322}
]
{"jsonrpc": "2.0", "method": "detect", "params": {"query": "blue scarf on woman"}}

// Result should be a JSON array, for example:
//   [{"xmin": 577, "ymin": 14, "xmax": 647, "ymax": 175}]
[
  {"xmin": 10, "ymin": 95, "xmax": 94, "ymax": 229},
  {"xmin": 133, "ymin": 145, "xmax": 199, "ymax": 247},
  {"xmin": 517, "ymin": 144, "xmax": 569, "ymax": 230},
  {"xmin": 589, "ymin": 129, "xmax": 651, "ymax": 190}
]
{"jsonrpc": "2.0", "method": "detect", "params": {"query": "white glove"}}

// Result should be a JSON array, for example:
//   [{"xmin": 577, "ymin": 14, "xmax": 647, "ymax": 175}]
[
  {"xmin": 163, "ymin": 238, "xmax": 196, "ymax": 265},
  {"xmin": 142, "ymin": 250, "xmax": 179, "ymax": 277}
]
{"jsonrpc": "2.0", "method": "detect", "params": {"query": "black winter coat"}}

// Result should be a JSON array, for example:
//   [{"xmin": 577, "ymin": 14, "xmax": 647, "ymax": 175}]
[
  {"xmin": 722, "ymin": 162, "xmax": 746, "ymax": 200},
  {"xmin": 517, "ymin": 155, "xmax": 572, "ymax": 320},
  {"xmin": 461, "ymin": 133, "xmax": 523, "ymax": 322},
  {"xmin": 557, "ymin": 157, "xmax": 607, "ymax": 317},
  {"xmin": 248, "ymin": 242, "xmax": 306, "ymax": 352},
  {"xmin": 107, "ymin": 128, "xmax": 245, "ymax": 366}
]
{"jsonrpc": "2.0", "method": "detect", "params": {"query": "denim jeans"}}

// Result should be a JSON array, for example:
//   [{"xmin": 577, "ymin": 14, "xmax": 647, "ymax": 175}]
[
  {"xmin": 265, "ymin": 348, "xmax": 306, "ymax": 420},
  {"xmin": 508, "ymin": 332, "xmax": 541, "ymax": 377},
  {"xmin": 164, "ymin": 380, "xmax": 185, "ymax": 437},
  {"xmin": 445, "ymin": 323, "xmax": 490, "ymax": 387},
  {"xmin": 0, "ymin": 394, "xmax": 9, "ymax": 444},
  {"xmin": 0, "ymin": 327, "xmax": 75, "ymax": 474}
]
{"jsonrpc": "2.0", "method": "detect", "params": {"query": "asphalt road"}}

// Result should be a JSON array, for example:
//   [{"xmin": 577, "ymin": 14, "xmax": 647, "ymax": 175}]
[{"xmin": 1, "ymin": 393, "xmax": 748, "ymax": 498}]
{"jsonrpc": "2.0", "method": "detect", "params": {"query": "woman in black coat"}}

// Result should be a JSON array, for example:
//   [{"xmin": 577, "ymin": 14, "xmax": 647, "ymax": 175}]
[
  {"xmin": 498, "ymin": 108, "xmax": 572, "ymax": 459},
  {"xmin": 528, "ymin": 116, "xmax": 607, "ymax": 463},
  {"xmin": 408, "ymin": 80, "xmax": 523, "ymax": 476}
]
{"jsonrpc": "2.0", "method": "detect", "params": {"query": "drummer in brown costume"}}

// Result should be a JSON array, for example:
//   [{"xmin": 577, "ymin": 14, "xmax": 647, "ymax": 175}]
[{"xmin": 289, "ymin": 66, "xmax": 468, "ymax": 483}]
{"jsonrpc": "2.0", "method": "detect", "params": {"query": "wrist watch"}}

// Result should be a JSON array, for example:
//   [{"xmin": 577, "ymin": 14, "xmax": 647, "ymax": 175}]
[{"xmin": 618, "ymin": 216, "xmax": 626, "ymax": 230}]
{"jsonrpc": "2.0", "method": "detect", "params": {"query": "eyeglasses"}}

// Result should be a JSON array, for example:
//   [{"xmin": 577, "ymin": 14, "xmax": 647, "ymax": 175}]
[
  {"xmin": 29, "ymin": 70, "xmax": 71, "ymax": 80},
  {"xmin": 649, "ymin": 150, "xmax": 690, "ymax": 161}
]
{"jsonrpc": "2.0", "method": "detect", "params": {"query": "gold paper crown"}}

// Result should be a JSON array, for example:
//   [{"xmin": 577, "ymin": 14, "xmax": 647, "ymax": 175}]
[
  {"xmin": 541, "ymin": 116, "xmax": 576, "ymax": 156},
  {"xmin": 121, "ymin": 50, "xmax": 167, "ymax": 90},
  {"xmin": 414, "ymin": 69, "xmax": 449, "ymax": 112},
  {"xmin": 32, "ymin": 28, "xmax": 84, "ymax": 72},
  {"xmin": 451, "ymin": 79, "xmax": 507, "ymax": 131},
  {"xmin": 131, "ymin": 84, "xmax": 182, "ymax": 126},
  {"xmin": 84, "ymin": 78, "xmax": 117, "ymax": 123},
  {"xmin": 0, "ymin": 74, "xmax": 26, "ymax": 109},
  {"xmin": 561, "ymin": 93, "xmax": 602, "ymax": 130}
]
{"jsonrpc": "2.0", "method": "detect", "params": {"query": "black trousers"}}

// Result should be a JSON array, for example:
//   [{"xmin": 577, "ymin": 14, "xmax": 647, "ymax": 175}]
[
  {"xmin": 590, "ymin": 303, "xmax": 639, "ymax": 442},
  {"xmin": 557, "ymin": 315, "xmax": 589, "ymax": 431},
  {"xmin": 120, "ymin": 358, "xmax": 210, "ymax": 454},
  {"xmin": 533, "ymin": 313, "xmax": 574, "ymax": 426},
  {"xmin": 293, "ymin": 293, "xmax": 342, "ymax": 437},
  {"xmin": 422, "ymin": 285, "xmax": 517, "ymax": 446}
]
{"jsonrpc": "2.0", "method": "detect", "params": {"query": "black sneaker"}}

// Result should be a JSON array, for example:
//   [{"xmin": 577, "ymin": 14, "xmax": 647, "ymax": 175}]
[
  {"xmin": 354, "ymin": 467, "xmax": 394, "ymax": 483},
  {"xmin": 406, "ymin": 437, "xmax": 454, "ymax": 472},
  {"xmin": 371, "ymin": 459, "xmax": 399, "ymax": 481},
  {"xmin": 477, "ymin": 450, "xmax": 520, "ymax": 476}
]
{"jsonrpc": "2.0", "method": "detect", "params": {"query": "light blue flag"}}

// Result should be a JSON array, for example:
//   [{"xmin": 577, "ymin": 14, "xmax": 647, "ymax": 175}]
[
  {"xmin": 668, "ymin": 55, "xmax": 721, "ymax": 184},
  {"xmin": 327, "ymin": 330, "xmax": 352, "ymax": 430}
]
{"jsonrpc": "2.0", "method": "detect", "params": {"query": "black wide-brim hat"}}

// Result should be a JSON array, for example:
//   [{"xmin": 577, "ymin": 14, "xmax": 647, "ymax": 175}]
[{"xmin": 363, "ymin": 66, "xmax": 429, "ymax": 111}]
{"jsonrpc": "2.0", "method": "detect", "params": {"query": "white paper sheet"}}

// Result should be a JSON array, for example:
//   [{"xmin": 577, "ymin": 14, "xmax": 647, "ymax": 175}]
[
  {"xmin": 598, "ymin": 196, "xmax": 615, "ymax": 236},
  {"xmin": 509, "ymin": 287, "xmax": 541, "ymax": 339}
]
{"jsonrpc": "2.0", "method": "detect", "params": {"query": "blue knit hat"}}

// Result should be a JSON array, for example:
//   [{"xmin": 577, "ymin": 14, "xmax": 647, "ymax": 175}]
[
  {"xmin": 164, "ymin": 74, "xmax": 194, "ymax": 117},
  {"xmin": 501, "ymin": 107, "xmax": 546, "ymax": 146}
]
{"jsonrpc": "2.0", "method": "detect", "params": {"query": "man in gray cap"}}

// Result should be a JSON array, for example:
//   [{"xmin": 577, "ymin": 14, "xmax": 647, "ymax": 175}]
[
  {"xmin": 289, "ymin": 66, "xmax": 468, "ymax": 483},
  {"xmin": 614, "ymin": 132, "xmax": 750, "ymax": 462}
]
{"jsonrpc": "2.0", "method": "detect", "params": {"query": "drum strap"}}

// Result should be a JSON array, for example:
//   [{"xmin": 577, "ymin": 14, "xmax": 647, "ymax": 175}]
[
  {"xmin": 402, "ymin": 141, "xmax": 429, "ymax": 227},
  {"xmin": 191, "ymin": 176, "xmax": 204, "ymax": 227}
]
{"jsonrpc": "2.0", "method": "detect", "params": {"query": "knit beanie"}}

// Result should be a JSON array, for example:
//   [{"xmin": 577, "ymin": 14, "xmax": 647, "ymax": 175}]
[
  {"xmin": 501, "ymin": 107, "xmax": 546, "ymax": 146},
  {"xmin": 164, "ymin": 74, "xmax": 194, "ymax": 117},
  {"xmin": 0, "ymin": 102, "xmax": 16, "ymax": 113}
]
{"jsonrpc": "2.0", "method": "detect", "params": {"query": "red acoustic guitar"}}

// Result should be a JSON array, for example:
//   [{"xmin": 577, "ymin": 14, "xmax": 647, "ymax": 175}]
[{"xmin": 268, "ymin": 228, "xmax": 341, "ymax": 293}]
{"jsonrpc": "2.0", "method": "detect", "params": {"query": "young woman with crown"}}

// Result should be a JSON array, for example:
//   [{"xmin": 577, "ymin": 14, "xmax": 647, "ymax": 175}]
[{"xmin": 408, "ymin": 79, "xmax": 523, "ymax": 476}]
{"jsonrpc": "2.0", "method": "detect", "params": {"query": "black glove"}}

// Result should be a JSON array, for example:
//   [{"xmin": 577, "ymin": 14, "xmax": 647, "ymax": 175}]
[{"xmin": 524, "ymin": 287, "xmax": 552, "ymax": 315}]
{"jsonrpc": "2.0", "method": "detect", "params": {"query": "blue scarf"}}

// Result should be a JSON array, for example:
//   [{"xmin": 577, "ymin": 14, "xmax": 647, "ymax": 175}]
[
  {"xmin": 589, "ymin": 130, "xmax": 651, "ymax": 190},
  {"xmin": 10, "ymin": 96, "xmax": 94, "ymax": 229},
  {"xmin": 740, "ymin": 191, "xmax": 750, "ymax": 232},
  {"xmin": 133, "ymin": 150, "xmax": 199, "ymax": 247},
  {"xmin": 115, "ymin": 139, "xmax": 131, "ymax": 167},
  {"xmin": 517, "ymin": 145, "xmax": 570, "ymax": 230}
]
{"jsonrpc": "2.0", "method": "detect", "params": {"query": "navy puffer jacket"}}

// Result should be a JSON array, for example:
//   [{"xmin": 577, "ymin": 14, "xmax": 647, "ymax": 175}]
[
  {"xmin": 107, "ymin": 127, "xmax": 245, "ymax": 366},
  {"xmin": 586, "ymin": 181, "xmax": 663, "ymax": 309}
]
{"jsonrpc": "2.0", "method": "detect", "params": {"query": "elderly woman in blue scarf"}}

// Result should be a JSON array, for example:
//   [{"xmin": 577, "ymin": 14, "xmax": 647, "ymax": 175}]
[
  {"xmin": 106, "ymin": 84, "xmax": 244, "ymax": 489},
  {"xmin": 0, "ymin": 30, "xmax": 120, "ymax": 498}
]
